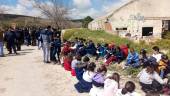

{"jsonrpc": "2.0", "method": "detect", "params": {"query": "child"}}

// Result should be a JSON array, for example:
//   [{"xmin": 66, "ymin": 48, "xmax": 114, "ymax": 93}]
[
  {"xmin": 158, "ymin": 54, "xmax": 168, "ymax": 78},
  {"xmin": 61, "ymin": 41, "xmax": 72, "ymax": 55},
  {"xmin": 116, "ymin": 81, "xmax": 137, "ymax": 96},
  {"xmin": 63, "ymin": 53, "xmax": 73, "ymax": 71},
  {"xmin": 137, "ymin": 64, "xmax": 168, "ymax": 93},
  {"xmin": 105, "ymin": 46, "xmax": 124, "ymax": 65},
  {"xmin": 161, "ymin": 74, "xmax": 170, "ymax": 95},
  {"xmin": 152, "ymin": 46, "xmax": 162, "ymax": 62},
  {"xmin": 139, "ymin": 49, "xmax": 149, "ymax": 68},
  {"xmin": 71, "ymin": 55, "xmax": 82, "ymax": 76},
  {"xmin": 86, "ymin": 40, "xmax": 97, "ymax": 56},
  {"xmin": 92, "ymin": 65, "xmax": 107, "ymax": 87},
  {"xmin": 75, "ymin": 56, "xmax": 90, "ymax": 81},
  {"xmin": 120, "ymin": 44, "xmax": 129, "ymax": 59},
  {"xmin": 126, "ymin": 48, "xmax": 139, "ymax": 68},
  {"xmin": 74, "ymin": 62, "xmax": 96, "ymax": 93},
  {"xmin": 51, "ymin": 36, "xmax": 61, "ymax": 64},
  {"xmin": 96, "ymin": 43, "xmax": 105, "ymax": 60},
  {"xmin": 102, "ymin": 73, "xmax": 120, "ymax": 96}
]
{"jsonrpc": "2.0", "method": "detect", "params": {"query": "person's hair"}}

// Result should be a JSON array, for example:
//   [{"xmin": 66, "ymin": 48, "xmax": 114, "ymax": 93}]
[
  {"xmin": 75, "ymin": 55, "xmax": 82, "ymax": 61},
  {"xmin": 116, "ymin": 46, "xmax": 121, "ymax": 52},
  {"xmin": 104, "ymin": 43, "xmax": 108, "ymax": 47},
  {"xmin": 75, "ymin": 37, "xmax": 78, "ymax": 40},
  {"xmin": 146, "ymin": 64, "xmax": 156, "ymax": 73},
  {"xmin": 83, "ymin": 56, "xmax": 90, "ymax": 62},
  {"xmin": 86, "ymin": 62, "xmax": 96, "ymax": 72},
  {"xmin": 161, "ymin": 54, "xmax": 169, "ymax": 60},
  {"xmin": 110, "ymin": 73, "xmax": 120, "ymax": 88},
  {"xmin": 97, "ymin": 65, "xmax": 107, "ymax": 73},
  {"xmin": 130, "ymin": 48, "xmax": 135, "ymax": 53},
  {"xmin": 121, "ymin": 81, "xmax": 136, "ymax": 94},
  {"xmin": 140, "ymin": 49, "xmax": 147, "ymax": 55},
  {"xmin": 97, "ymin": 43, "xmax": 101, "ymax": 47},
  {"xmin": 126, "ymin": 44, "xmax": 130, "ymax": 48},
  {"xmin": 152, "ymin": 46, "xmax": 160, "ymax": 52},
  {"xmin": 47, "ymin": 26, "xmax": 51, "ymax": 29}
]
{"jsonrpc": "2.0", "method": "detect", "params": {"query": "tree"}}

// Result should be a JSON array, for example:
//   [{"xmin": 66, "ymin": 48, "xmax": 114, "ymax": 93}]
[
  {"xmin": 82, "ymin": 16, "xmax": 93, "ymax": 28},
  {"xmin": 30, "ymin": 0, "xmax": 71, "ymax": 29}
]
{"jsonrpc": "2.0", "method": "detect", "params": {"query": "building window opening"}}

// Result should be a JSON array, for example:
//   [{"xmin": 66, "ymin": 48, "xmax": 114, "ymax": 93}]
[
  {"xmin": 142, "ymin": 27, "xmax": 153, "ymax": 36},
  {"xmin": 116, "ymin": 28, "xmax": 127, "ymax": 30}
]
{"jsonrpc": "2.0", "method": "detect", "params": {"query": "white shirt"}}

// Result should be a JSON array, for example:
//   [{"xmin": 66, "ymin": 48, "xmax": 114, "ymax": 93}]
[
  {"xmin": 116, "ymin": 89, "xmax": 141, "ymax": 96},
  {"xmin": 103, "ymin": 79, "xmax": 119, "ymax": 96},
  {"xmin": 152, "ymin": 53, "xmax": 162, "ymax": 62},
  {"xmin": 83, "ymin": 71, "xmax": 95, "ymax": 82},
  {"xmin": 137, "ymin": 69, "xmax": 165, "ymax": 84},
  {"xmin": 115, "ymin": 89, "xmax": 130, "ymax": 96},
  {"xmin": 71, "ymin": 60, "xmax": 81, "ymax": 69}
]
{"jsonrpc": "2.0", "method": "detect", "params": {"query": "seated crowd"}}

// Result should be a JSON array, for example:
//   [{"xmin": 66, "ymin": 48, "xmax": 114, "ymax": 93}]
[{"xmin": 60, "ymin": 37, "xmax": 170, "ymax": 95}]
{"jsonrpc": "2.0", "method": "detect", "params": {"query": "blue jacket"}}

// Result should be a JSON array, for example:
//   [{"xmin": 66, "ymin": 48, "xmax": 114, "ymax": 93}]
[
  {"xmin": 40, "ymin": 29, "xmax": 52, "ymax": 43},
  {"xmin": 127, "ymin": 52, "xmax": 139, "ymax": 63},
  {"xmin": 52, "ymin": 38, "xmax": 61, "ymax": 48}
]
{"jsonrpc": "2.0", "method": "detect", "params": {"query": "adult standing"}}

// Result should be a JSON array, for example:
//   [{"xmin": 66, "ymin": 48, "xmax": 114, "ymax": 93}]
[
  {"xmin": 0, "ymin": 28, "xmax": 4, "ymax": 57},
  {"xmin": 15, "ymin": 28, "xmax": 23, "ymax": 51},
  {"xmin": 40, "ymin": 26, "xmax": 53, "ymax": 63},
  {"xmin": 4, "ymin": 24, "xmax": 18, "ymax": 54}
]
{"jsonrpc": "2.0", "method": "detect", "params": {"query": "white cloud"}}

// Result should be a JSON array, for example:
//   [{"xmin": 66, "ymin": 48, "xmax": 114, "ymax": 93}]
[
  {"xmin": 73, "ymin": 0, "xmax": 92, "ymax": 9},
  {"xmin": 1, "ymin": 0, "xmax": 42, "ymax": 17},
  {"xmin": 69, "ymin": 7, "xmax": 100, "ymax": 19},
  {"xmin": 70, "ymin": 0, "xmax": 131, "ymax": 19}
]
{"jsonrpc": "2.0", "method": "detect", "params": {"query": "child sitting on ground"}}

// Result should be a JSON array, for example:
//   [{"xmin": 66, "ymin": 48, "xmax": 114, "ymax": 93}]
[
  {"xmin": 139, "ymin": 49, "xmax": 149, "ymax": 68},
  {"xmin": 137, "ymin": 63, "xmax": 168, "ymax": 93},
  {"xmin": 105, "ymin": 46, "xmax": 124, "ymax": 65},
  {"xmin": 120, "ymin": 44, "xmax": 129, "ymax": 59},
  {"xmin": 126, "ymin": 48, "xmax": 140, "ymax": 68},
  {"xmin": 74, "ymin": 62, "xmax": 96, "ymax": 93},
  {"xmin": 96, "ymin": 43, "xmax": 105, "ymax": 60},
  {"xmin": 92, "ymin": 65, "xmax": 107, "ymax": 87},
  {"xmin": 152, "ymin": 46, "xmax": 162, "ymax": 62},
  {"xmin": 71, "ymin": 55, "xmax": 82, "ymax": 76},
  {"xmin": 116, "ymin": 81, "xmax": 140, "ymax": 96},
  {"xmin": 75, "ymin": 56, "xmax": 90, "ymax": 81},
  {"xmin": 102, "ymin": 73, "xmax": 120, "ymax": 96},
  {"xmin": 89, "ymin": 65, "xmax": 107, "ymax": 96},
  {"xmin": 158, "ymin": 54, "xmax": 169, "ymax": 78}
]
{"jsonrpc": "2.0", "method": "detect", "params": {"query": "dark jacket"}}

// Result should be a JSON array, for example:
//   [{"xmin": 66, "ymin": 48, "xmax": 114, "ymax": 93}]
[{"xmin": 4, "ymin": 30, "xmax": 17, "ymax": 43}]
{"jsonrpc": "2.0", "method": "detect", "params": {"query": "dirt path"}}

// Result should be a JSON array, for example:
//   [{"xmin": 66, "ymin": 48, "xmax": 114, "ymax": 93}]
[{"xmin": 0, "ymin": 46, "xmax": 88, "ymax": 96}]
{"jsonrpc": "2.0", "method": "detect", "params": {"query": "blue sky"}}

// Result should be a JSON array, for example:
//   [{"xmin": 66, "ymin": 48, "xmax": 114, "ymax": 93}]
[{"xmin": 0, "ymin": 0, "xmax": 129, "ymax": 19}]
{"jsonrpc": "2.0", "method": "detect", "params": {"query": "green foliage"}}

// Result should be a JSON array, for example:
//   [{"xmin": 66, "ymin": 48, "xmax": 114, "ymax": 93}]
[
  {"xmin": 82, "ymin": 16, "xmax": 93, "ymax": 28},
  {"xmin": 123, "ymin": 67, "xmax": 142, "ymax": 77},
  {"xmin": 162, "ymin": 31, "xmax": 170, "ymax": 39}
]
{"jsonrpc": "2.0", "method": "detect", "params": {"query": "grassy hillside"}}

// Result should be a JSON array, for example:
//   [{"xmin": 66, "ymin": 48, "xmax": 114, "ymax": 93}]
[{"xmin": 64, "ymin": 28, "xmax": 170, "ymax": 57}]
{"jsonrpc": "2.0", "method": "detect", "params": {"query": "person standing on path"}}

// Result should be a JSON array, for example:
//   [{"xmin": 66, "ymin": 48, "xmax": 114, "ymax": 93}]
[
  {"xmin": 4, "ymin": 24, "xmax": 18, "ymax": 54},
  {"xmin": 0, "ymin": 28, "xmax": 4, "ymax": 57},
  {"xmin": 40, "ymin": 26, "xmax": 53, "ymax": 63},
  {"xmin": 15, "ymin": 28, "xmax": 23, "ymax": 51}
]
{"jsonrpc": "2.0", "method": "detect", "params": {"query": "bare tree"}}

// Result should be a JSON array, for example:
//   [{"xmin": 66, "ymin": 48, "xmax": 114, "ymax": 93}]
[{"xmin": 30, "ymin": 0, "xmax": 71, "ymax": 29}]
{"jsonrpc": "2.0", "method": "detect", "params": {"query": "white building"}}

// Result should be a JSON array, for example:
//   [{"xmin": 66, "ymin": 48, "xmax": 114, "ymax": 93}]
[{"xmin": 89, "ymin": 0, "xmax": 170, "ymax": 41}]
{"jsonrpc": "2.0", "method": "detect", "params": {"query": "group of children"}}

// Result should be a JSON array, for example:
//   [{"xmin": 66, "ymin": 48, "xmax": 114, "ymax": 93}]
[
  {"xmin": 62, "ymin": 54, "xmax": 139, "ymax": 96},
  {"xmin": 60, "ymin": 37, "xmax": 170, "ymax": 95}
]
